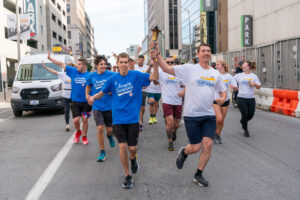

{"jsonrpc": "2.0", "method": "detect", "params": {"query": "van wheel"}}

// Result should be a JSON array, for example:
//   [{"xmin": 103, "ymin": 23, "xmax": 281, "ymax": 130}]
[{"xmin": 13, "ymin": 110, "xmax": 23, "ymax": 117}]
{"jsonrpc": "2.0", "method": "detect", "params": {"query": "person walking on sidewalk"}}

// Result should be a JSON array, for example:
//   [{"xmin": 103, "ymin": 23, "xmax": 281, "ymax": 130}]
[
  {"xmin": 134, "ymin": 55, "xmax": 151, "ymax": 131},
  {"xmin": 213, "ymin": 60, "xmax": 238, "ymax": 144},
  {"xmin": 42, "ymin": 61, "xmax": 74, "ymax": 132},
  {"xmin": 86, "ymin": 55, "xmax": 116, "ymax": 162},
  {"xmin": 48, "ymin": 52, "xmax": 91, "ymax": 145},
  {"xmin": 151, "ymin": 42, "xmax": 226, "ymax": 187},
  {"xmin": 145, "ymin": 60, "xmax": 161, "ymax": 125},
  {"xmin": 88, "ymin": 53, "xmax": 158, "ymax": 189},
  {"xmin": 234, "ymin": 61, "xmax": 261, "ymax": 137},
  {"xmin": 153, "ymin": 57, "xmax": 185, "ymax": 151}
]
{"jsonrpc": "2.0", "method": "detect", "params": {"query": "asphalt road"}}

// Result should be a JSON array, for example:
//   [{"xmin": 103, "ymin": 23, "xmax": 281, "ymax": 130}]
[{"xmin": 0, "ymin": 105, "xmax": 299, "ymax": 200}]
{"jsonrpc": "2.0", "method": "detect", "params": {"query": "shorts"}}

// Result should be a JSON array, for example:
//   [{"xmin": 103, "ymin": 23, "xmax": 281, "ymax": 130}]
[
  {"xmin": 147, "ymin": 93, "xmax": 161, "ymax": 102},
  {"xmin": 213, "ymin": 99, "xmax": 230, "ymax": 107},
  {"xmin": 93, "ymin": 110, "xmax": 112, "ymax": 127},
  {"xmin": 162, "ymin": 103, "xmax": 182, "ymax": 119},
  {"xmin": 184, "ymin": 116, "xmax": 216, "ymax": 144},
  {"xmin": 71, "ymin": 101, "xmax": 92, "ymax": 119},
  {"xmin": 142, "ymin": 91, "xmax": 148, "ymax": 107},
  {"xmin": 113, "ymin": 123, "xmax": 139, "ymax": 146}
]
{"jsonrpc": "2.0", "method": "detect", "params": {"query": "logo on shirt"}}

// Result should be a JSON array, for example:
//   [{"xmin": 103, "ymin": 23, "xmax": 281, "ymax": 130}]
[
  {"xmin": 116, "ymin": 82, "xmax": 134, "ymax": 96},
  {"xmin": 94, "ymin": 79, "xmax": 106, "ymax": 90},
  {"xmin": 241, "ymin": 78, "xmax": 252, "ymax": 85},
  {"xmin": 74, "ymin": 77, "xmax": 87, "ymax": 87},
  {"xmin": 197, "ymin": 76, "xmax": 216, "ymax": 87}
]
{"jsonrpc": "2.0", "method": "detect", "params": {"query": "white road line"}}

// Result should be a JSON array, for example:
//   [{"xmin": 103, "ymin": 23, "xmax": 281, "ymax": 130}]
[
  {"xmin": 25, "ymin": 132, "xmax": 75, "ymax": 200},
  {"xmin": 0, "ymin": 109, "xmax": 10, "ymax": 114},
  {"xmin": 0, "ymin": 116, "xmax": 14, "ymax": 123}
]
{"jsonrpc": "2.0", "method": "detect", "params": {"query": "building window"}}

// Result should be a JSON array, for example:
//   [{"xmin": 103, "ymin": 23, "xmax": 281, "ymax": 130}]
[
  {"xmin": 52, "ymin": 13, "xmax": 56, "ymax": 22},
  {"xmin": 57, "ymin": 4, "xmax": 61, "ymax": 11},
  {"xmin": 41, "ymin": 25, "xmax": 43, "ymax": 34},
  {"xmin": 67, "ymin": 4, "xmax": 70, "ymax": 12},
  {"xmin": 40, "ymin": 5, "xmax": 43, "ymax": 14},
  {"xmin": 51, "ymin": 0, "xmax": 55, "ymax": 4},
  {"xmin": 64, "ymin": 39, "xmax": 67, "ymax": 45},
  {"xmin": 68, "ymin": 31, "xmax": 71, "ymax": 39},
  {"xmin": 58, "ymin": 20, "xmax": 62, "ymax": 27},
  {"xmin": 4, "ymin": 27, "xmax": 8, "ymax": 39},
  {"xmin": 59, "ymin": 35, "xmax": 62, "ymax": 42},
  {"xmin": 52, "ymin": 31, "xmax": 57, "ymax": 39},
  {"xmin": 67, "ymin": 16, "xmax": 71, "ymax": 24},
  {"xmin": 3, "ymin": 0, "xmax": 21, "ymax": 13},
  {"xmin": 27, "ymin": 39, "xmax": 38, "ymax": 49},
  {"xmin": 63, "ymin": 10, "xmax": 65, "ymax": 16},
  {"xmin": 63, "ymin": 25, "xmax": 66, "ymax": 31},
  {"xmin": 42, "ymin": 45, "xmax": 44, "ymax": 51}
]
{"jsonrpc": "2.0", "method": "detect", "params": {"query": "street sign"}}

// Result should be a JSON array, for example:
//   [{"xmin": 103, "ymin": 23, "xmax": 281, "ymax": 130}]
[
  {"xmin": 241, "ymin": 15, "xmax": 253, "ymax": 47},
  {"xmin": 24, "ymin": 0, "xmax": 37, "ymax": 37},
  {"xmin": 52, "ymin": 47, "xmax": 62, "ymax": 52}
]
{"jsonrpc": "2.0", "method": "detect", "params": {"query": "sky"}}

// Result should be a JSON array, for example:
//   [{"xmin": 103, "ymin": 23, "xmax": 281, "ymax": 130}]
[{"xmin": 85, "ymin": 0, "xmax": 144, "ymax": 65}]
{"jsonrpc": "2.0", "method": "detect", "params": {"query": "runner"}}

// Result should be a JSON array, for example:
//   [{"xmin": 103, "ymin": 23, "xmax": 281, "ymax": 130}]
[
  {"xmin": 88, "ymin": 53, "xmax": 158, "ymax": 189},
  {"xmin": 145, "ymin": 60, "xmax": 161, "ymax": 125},
  {"xmin": 134, "ymin": 55, "xmax": 151, "ymax": 131},
  {"xmin": 213, "ymin": 60, "xmax": 238, "ymax": 144},
  {"xmin": 151, "ymin": 42, "xmax": 226, "ymax": 187},
  {"xmin": 48, "ymin": 52, "xmax": 91, "ymax": 145},
  {"xmin": 41, "ymin": 61, "xmax": 73, "ymax": 132},
  {"xmin": 153, "ymin": 57, "xmax": 185, "ymax": 151},
  {"xmin": 128, "ymin": 57, "xmax": 136, "ymax": 71},
  {"xmin": 86, "ymin": 55, "xmax": 115, "ymax": 162},
  {"xmin": 234, "ymin": 61, "xmax": 261, "ymax": 137},
  {"xmin": 232, "ymin": 61, "xmax": 244, "ymax": 107}
]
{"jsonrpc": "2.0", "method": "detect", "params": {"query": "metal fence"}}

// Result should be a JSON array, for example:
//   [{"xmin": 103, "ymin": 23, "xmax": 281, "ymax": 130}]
[{"xmin": 211, "ymin": 38, "xmax": 300, "ymax": 90}]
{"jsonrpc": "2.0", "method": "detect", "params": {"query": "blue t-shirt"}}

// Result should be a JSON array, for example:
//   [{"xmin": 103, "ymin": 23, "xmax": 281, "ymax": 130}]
[
  {"xmin": 66, "ymin": 65, "xmax": 90, "ymax": 102},
  {"xmin": 87, "ymin": 70, "xmax": 115, "ymax": 111},
  {"xmin": 102, "ymin": 70, "xmax": 150, "ymax": 124}
]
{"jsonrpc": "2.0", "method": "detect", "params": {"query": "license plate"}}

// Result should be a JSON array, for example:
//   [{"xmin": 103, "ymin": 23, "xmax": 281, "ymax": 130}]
[{"xmin": 30, "ymin": 100, "xmax": 39, "ymax": 105}]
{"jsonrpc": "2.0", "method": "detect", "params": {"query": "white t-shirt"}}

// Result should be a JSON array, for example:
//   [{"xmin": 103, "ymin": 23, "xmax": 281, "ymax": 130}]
[
  {"xmin": 58, "ymin": 72, "xmax": 72, "ymax": 99},
  {"xmin": 134, "ymin": 64, "xmax": 149, "ymax": 91},
  {"xmin": 214, "ymin": 73, "xmax": 237, "ymax": 101},
  {"xmin": 144, "ymin": 68, "xmax": 161, "ymax": 94},
  {"xmin": 158, "ymin": 70, "xmax": 185, "ymax": 105},
  {"xmin": 174, "ymin": 64, "xmax": 226, "ymax": 117},
  {"xmin": 234, "ymin": 72, "xmax": 261, "ymax": 99}
]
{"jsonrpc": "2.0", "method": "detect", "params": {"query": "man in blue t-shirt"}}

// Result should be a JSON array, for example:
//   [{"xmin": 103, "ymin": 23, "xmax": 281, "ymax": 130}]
[
  {"xmin": 48, "ymin": 52, "xmax": 91, "ymax": 145},
  {"xmin": 86, "ymin": 55, "xmax": 116, "ymax": 162},
  {"xmin": 88, "ymin": 53, "xmax": 158, "ymax": 189}
]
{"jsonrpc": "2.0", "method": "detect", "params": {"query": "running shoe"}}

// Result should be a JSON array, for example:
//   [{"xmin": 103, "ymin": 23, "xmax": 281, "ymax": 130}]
[
  {"xmin": 168, "ymin": 142, "xmax": 174, "ymax": 151},
  {"xmin": 243, "ymin": 130, "xmax": 250, "ymax": 137},
  {"xmin": 152, "ymin": 117, "xmax": 158, "ymax": 123},
  {"xmin": 97, "ymin": 150, "xmax": 107, "ymax": 162},
  {"xmin": 122, "ymin": 175, "xmax": 133, "ymax": 189},
  {"xmin": 194, "ymin": 173, "xmax": 209, "ymax": 187},
  {"xmin": 130, "ymin": 156, "xmax": 139, "ymax": 174},
  {"xmin": 172, "ymin": 131, "xmax": 177, "ymax": 142},
  {"xmin": 217, "ymin": 135, "xmax": 223, "ymax": 144},
  {"xmin": 139, "ymin": 124, "xmax": 143, "ymax": 131},
  {"xmin": 148, "ymin": 117, "xmax": 154, "ymax": 125},
  {"xmin": 74, "ymin": 130, "xmax": 82, "ymax": 143},
  {"xmin": 82, "ymin": 136, "xmax": 89, "ymax": 145},
  {"xmin": 176, "ymin": 147, "xmax": 188, "ymax": 169},
  {"xmin": 107, "ymin": 135, "xmax": 115, "ymax": 148}
]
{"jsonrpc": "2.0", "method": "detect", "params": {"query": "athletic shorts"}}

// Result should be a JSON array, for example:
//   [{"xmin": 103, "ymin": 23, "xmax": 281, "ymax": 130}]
[
  {"xmin": 93, "ymin": 110, "xmax": 112, "ymax": 127},
  {"xmin": 184, "ymin": 116, "xmax": 216, "ymax": 144},
  {"xmin": 142, "ymin": 91, "xmax": 147, "ymax": 107},
  {"xmin": 213, "ymin": 99, "xmax": 230, "ymax": 107},
  {"xmin": 162, "ymin": 103, "xmax": 182, "ymax": 119},
  {"xmin": 113, "ymin": 123, "xmax": 139, "ymax": 146},
  {"xmin": 71, "ymin": 101, "xmax": 92, "ymax": 119},
  {"xmin": 147, "ymin": 93, "xmax": 161, "ymax": 102}
]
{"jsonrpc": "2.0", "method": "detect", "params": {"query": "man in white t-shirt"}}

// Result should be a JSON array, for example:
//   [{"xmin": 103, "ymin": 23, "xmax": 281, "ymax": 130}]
[
  {"xmin": 151, "ymin": 42, "xmax": 226, "ymax": 187},
  {"xmin": 134, "ymin": 55, "xmax": 151, "ymax": 131}
]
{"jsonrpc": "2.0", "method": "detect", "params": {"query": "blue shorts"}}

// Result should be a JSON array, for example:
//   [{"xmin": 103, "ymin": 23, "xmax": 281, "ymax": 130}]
[{"xmin": 184, "ymin": 116, "xmax": 216, "ymax": 144}]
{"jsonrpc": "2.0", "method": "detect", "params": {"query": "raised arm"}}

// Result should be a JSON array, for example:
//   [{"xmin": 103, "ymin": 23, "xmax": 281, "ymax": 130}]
[
  {"xmin": 150, "ymin": 41, "xmax": 175, "ymax": 76},
  {"xmin": 42, "ymin": 61, "xmax": 58, "ymax": 76},
  {"xmin": 149, "ymin": 60, "xmax": 159, "ymax": 81},
  {"xmin": 48, "ymin": 52, "xmax": 66, "ymax": 69}
]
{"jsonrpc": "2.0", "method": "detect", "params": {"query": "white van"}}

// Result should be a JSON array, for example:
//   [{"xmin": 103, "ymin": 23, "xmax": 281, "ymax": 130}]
[{"xmin": 11, "ymin": 53, "xmax": 74, "ymax": 117}]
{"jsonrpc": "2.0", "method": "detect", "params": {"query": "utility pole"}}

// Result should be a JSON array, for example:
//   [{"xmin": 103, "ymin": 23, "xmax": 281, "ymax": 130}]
[{"xmin": 16, "ymin": 0, "xmax": 21, "ymax": 63}]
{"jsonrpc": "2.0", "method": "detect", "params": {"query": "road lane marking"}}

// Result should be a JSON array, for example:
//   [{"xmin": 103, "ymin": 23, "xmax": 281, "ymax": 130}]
[
  {"xmin": 0, "ymin": 116, "xmax": 14, "ymax": 123},
  {"xmin": 25, "ymin": 131, "xmax": 76, "ymax": 200}
]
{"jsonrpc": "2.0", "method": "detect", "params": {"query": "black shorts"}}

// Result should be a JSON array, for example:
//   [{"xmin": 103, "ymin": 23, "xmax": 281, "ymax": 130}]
[
  {"xmin": 213, "ymin": 99, "xmax": 230, "ymax": 107},
  {"xmin": 113, "ymin": 123, "xmax": 139, "ymax": 146},
  {"xmin": 142, "ymin": 91, "xmax": 147, "ymax": 107},
  {"xmin": 71, "ymin": 101, "xmax": 92, "ymax": 119},
  {"xmin": 184, "ymin": 116, "xmax": 216, "ymax": 144},
  {"xmin": 93, "ymin": 110, "xmax": 112, "ymax": 127}
]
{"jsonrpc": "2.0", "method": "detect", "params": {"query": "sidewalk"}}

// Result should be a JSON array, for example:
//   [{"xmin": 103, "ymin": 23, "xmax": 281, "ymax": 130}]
[{"xmin": 0, "ymin": 88, "xmax": 12, "ymax": 108}]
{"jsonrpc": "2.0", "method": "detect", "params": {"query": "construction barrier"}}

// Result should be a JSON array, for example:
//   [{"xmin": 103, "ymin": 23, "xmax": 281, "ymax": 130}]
[
  {"xmin": 255, "ymin": 88, "xmax": 274, "ymax": 111},
  {"xmin": 270, "ymin": 89, "xmax": 299, "ymax": 117}
]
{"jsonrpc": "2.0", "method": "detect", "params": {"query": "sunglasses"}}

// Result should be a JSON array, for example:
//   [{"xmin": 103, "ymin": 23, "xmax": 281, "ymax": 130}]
[{"xmin": 167, "ymin": 61, "xmax": 175, "ymax": 64}]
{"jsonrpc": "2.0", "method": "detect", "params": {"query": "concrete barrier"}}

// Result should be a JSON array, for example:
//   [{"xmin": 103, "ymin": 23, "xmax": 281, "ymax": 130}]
[{"xmin": 255, "ymin": 88, "xmax": 274, "ymax": 111}]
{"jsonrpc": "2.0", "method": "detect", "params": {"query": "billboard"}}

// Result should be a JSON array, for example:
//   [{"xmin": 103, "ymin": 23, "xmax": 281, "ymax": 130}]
[
  {"xmin": 6, "ymin": 14, "xmax": 30, "ymax": 40},
  {"xmin": 24, "ymin": 0, "xmax": 37, "ymax": 37},
  {"xmin": 241, "ymin": 15, "xmax": 253, "ymax": 47}
]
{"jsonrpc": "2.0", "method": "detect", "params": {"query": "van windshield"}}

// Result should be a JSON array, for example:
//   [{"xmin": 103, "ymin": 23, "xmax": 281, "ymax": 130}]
[{"xmin": 16, "ymin": 63, "xmax": 61, "ymax": 81}]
